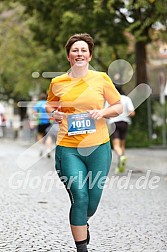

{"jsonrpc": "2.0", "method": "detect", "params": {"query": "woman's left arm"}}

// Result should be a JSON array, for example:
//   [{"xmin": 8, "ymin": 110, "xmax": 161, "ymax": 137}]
[{"xmin": 88, "ymin": 100, "xmax": 123, "ymax": 120}]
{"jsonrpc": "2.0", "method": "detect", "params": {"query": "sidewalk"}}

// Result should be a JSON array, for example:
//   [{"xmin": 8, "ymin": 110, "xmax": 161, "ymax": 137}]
[{"xmin": 112, "ymin": 148, "xmax": 167, "ymax": 176}]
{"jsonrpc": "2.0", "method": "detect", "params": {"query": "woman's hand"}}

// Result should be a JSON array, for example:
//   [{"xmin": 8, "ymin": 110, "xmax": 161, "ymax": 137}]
[
  {"xmin": 88, "ymin": 101, "xmax": 123, "ymax": 120},
  {"xmin": 51, "ymin": 106, "xmax": 65, "ymax": 124},
  {"xmin": 87, "ymin": 109, "xmax": 105, "ymax": 120}
]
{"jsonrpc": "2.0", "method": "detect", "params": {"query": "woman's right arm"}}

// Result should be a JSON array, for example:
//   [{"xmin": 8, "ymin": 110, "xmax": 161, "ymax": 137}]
[{"xmin": 46, "ymin": 83, "xmax": 65, "ymax": 123}]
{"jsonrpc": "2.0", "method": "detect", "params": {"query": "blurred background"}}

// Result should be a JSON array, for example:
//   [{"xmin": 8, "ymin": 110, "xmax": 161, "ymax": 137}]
[{"xmin": 0, "ymin": 0, "xmax": 167, "ymax": 147}]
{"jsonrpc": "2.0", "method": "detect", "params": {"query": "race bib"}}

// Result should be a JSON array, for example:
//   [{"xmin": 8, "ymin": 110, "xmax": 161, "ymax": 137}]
[{"xmin": 67, "ymin": 113, "xmax": 96, "ymax": 136}]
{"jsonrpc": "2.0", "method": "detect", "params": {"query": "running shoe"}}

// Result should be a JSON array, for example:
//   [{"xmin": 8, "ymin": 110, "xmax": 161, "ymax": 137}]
[{"xmin": 116, "ymin": 155, "xmax": 127, "ymax": 173}]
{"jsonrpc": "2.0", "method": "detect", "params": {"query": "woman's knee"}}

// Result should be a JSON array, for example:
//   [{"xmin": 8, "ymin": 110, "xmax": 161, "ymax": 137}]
[
  {"xmin": 87, "ymin": 189, "xmax": 103, "ymax": 217},
  {"xmin": 72, "ymin": 190, "xmax": 89, "ymax": 206},
  {"xmin": 70, "ymin": 191, "xmax": 89, "ymax": 225}
]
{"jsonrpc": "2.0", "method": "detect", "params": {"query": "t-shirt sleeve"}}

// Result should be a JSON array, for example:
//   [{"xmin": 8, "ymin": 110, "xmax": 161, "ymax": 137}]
[
  {"xmin": 102, "ymin": 73, "xmax": 121, "ymax": 105},
  {"xmin": 126, "ymin": 97, "xmax": 135, "ymax": 112},
  {"xmin": 46, "ymin": 80, "xmax": 59, "ymax": 108}
]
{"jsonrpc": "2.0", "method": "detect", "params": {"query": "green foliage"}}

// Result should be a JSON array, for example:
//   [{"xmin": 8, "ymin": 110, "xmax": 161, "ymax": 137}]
[
  {"xmin": 15, "ymin": 0, "xmax": 128, "ymax": 62},
  {"xmin": 151, "ymin": 98, "xmax": 167, "ymax": 145},
  {"xmin": 0, "ymin": 1, "xmax": 55, "ymax": 101},
  {"xmin": 126, "ymin": 125, "xmax": 150, "ymax": 147},
  {"xmin": 126, "ymin": 100, "xmax": 150, "ymax": 147},
  {"xmin": 127, "ymin": 97, "xmax": 167, "ymax": 147},
  {"xmin": 12, "ymin": 0, "xmax": 167, "ymax": 80}
]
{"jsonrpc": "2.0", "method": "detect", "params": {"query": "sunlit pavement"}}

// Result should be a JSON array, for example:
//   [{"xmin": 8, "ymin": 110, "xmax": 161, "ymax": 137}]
[{"xmin": 0, "ymin": 139, "xmax": 167, "ymax": 252}]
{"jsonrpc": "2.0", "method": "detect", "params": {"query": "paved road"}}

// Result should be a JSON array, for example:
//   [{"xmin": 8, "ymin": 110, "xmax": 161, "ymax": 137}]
[{"xmin": 0, "ymin": 139, "xmax": 167, "ymax": 252}]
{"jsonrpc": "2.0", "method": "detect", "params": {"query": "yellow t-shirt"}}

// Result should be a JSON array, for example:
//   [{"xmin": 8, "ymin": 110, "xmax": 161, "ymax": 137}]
[{"xmin": 47, "ymin": 70, "xmax": 120, "ymax": 147}]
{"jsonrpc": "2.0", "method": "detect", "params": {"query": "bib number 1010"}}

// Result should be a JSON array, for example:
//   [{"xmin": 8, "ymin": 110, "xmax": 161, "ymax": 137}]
[
  {"xmin": 72, "ymin": 119, "xmax": 91, "ymax": 128},
  {"xmin": 67, "ymin": 113, "xmax": 96, "ymax": 135}
]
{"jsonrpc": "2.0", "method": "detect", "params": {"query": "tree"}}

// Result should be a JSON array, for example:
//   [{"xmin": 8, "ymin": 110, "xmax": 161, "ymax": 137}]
[
  {"xmin": 10, "ymin": 0, "xmax": 128, "ymax": 72},
  {"xmin": 0, "ymin": 1, "xmax": 55, "ymax": 101},
  {"xmin": 95, "ymin": 0, "xmax": 167, "ymax": 85},
  {"xmin": 12, "ymin": 0, "xmax": 167, "ymax": 85}
]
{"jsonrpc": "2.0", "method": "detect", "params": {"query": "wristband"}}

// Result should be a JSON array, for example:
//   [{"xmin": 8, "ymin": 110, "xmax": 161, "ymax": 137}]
[{"xmin": 51, "ymin": 110, "xmax": 56, "ymax": 118}]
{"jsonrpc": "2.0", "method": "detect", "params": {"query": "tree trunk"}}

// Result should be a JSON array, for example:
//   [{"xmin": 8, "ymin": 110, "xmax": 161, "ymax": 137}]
[
  {"xmin": 134, "ymin": 40, "xmax": 152, "ymax": 143},
  {"xmin": 135, "ymin": 41, "xmax": 147, "ymax": 86}
]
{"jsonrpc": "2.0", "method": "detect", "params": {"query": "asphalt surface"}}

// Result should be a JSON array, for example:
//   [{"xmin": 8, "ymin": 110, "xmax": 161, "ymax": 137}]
[{"xmin": 0, "ymin": 139, "xmax": 167, "ymax": 252}]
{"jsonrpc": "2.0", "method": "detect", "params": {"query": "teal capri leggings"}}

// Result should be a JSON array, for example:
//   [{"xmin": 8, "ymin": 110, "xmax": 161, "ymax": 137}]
[{"xmin": 55, "ymin": 141, "xmax": 112, "ymax": 226}]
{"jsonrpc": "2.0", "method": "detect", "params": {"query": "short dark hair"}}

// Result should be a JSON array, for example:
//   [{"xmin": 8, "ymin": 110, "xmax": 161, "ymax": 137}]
[
  {"xmin": 39, "ymin": 92, "xmax": 47, "ymax": 100},
  {"xmin": 65, "ymin": 33, "xmax": 94, "ymax": 56}
]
